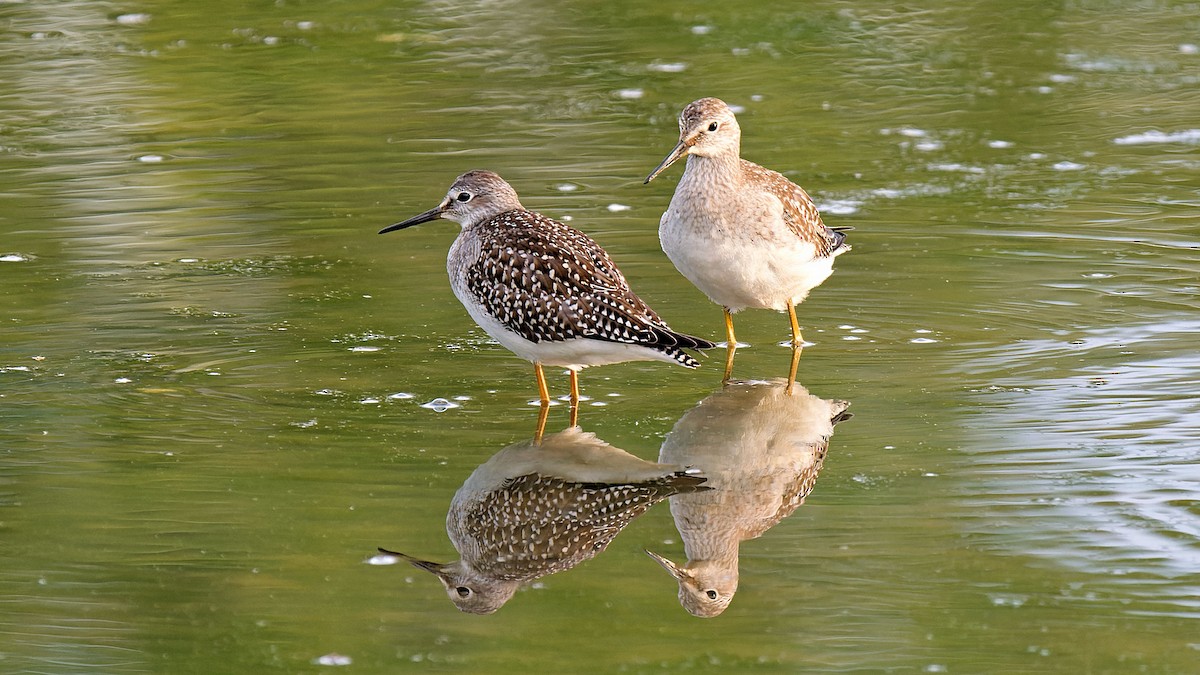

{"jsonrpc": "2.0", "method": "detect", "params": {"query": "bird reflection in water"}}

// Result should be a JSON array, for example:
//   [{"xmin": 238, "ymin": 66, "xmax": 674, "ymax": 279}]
[
  {"xmin": 380, "ymin": 427, "xmax": 709, "ymax": 614},
  {"xmin": 646, "ymin": 378, "xmax": 851, "ymax": 617}
]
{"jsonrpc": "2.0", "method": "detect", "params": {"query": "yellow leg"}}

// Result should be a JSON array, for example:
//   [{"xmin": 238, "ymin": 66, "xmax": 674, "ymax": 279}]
[
  {"xmin": 534, "ymin": 363, "xmax": 550, "ymax": 406},
  {"xmin": 787, "ymin": 305, "xmax": 803, "ymax": 347},
  {"xmin": 786, "ymin": 344, "xmax": 801, "ymax": 395},
  {"xmin": 534, "ymin": 401, "xmax": 550, "ymax": 444},
  {"xmin": 722, "ymin": 342, "xmax": 736, "ymax": 383},
  {"xmin": 568, "ymin": 369, "xmax": 580, "ymax": 428},
  {"xmin": 722, "ymin": 308, "xmax": 737, "ymax": 382}
]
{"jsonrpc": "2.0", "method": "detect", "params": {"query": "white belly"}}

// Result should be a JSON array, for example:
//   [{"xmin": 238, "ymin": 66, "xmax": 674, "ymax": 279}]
[{"xmin": 660, "ymin": 219, "xmax": 834, "ymax": 313}]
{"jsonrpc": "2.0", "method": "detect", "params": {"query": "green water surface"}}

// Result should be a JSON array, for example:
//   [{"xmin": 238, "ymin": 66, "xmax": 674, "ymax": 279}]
[{"xmin": 2, "ymin": 1, "xmax": 1198, "ymax": 673}]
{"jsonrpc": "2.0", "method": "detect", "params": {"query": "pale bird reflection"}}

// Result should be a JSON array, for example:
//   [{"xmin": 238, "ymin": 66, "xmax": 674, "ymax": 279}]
[
  {"xmin": 647, "ymin": 379, "xmax": 851, "ymax": 617},
  {"xmin": 381, "ymin": 427, "xmax": 708, "ymax": 614}
]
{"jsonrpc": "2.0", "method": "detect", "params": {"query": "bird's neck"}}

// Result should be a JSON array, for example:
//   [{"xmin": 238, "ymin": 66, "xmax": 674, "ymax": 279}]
[{"xmin": 681, "ymin": 152, "xmax": 743, "ymax": 194}]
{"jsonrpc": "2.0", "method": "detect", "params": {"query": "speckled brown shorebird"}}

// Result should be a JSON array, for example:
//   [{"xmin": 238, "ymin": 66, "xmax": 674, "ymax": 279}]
[
  {"xmin": 379, "ymin": 427, "xmax": 708, "ymax": 614},
  {"xmin": 645, "ymin": 378, "xmax": 850, "ymax": 617},
  {"xmin": 381, "ymin": 170, "xmax": 715, "ymax": 408},
  {"xmin": 645, "ymin": 98, "xmax": 850, "ymax": 377}
]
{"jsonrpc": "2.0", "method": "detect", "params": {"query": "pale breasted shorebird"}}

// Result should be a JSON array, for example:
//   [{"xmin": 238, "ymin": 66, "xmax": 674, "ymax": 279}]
[
  {"xmin": 645, "ymin": 98, "xmax": 851, "ymax": 377},
  {"xmin": 379, "ymin": 427, "xmax": 708, "ymax": 614},
  {"xmin": 645, "ymin": 378, "xmax": 850, "ymax": 617},
  {"xmin": 380, "ymin": 170, "xmax": 715, "ymax": 409}
]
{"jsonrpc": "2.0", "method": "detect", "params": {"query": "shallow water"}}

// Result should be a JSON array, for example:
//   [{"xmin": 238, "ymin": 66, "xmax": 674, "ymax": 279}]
[{"xmin": 2, "ymin": 0, "xmax": 1198, "ymax": 672}]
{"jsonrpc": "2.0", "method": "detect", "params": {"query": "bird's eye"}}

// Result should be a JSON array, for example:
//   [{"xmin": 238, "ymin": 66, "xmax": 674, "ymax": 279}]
[
  {"xmin": 455, "ymin": 586, "xmax": 471, "ymax": 597},
  {"xmin": 707, "ymin": 122, "xmax": 719, "ymax": 132},
  {"xmin": 456, "ymin": 192, "xmax": 472, "ymax": 202},
  {"xmin": 706, "ymin": 590, "xmax": 718, "ymax": 600}
]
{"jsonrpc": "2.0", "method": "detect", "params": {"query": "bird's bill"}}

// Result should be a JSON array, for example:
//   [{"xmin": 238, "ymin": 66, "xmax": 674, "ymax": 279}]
[
  {"xmin": 645, "ymin": 549, "xmax": 690, "ymax": 581},
  {"xmin": 378, "ymin": 203, "xmax": 446, "ymax": 234},
  {"xmin": 377, "ymin": 547, "xmax": 445, "ymax": 574},
  {"xmin": 644, "ymin": 140, "xmax": 689, "ymax": 183}
]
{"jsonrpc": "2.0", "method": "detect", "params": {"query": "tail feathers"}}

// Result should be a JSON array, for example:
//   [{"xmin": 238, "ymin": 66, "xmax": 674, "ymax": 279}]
[
  {"xmin": 665, "ymin": 470, "xmax": 712, "ymax": 493},
  {"xmin": 665, "ymin": 347, "xmax": 703, "ymax": 369},
  {"xmin": 595, "ymin": 325, "xmax": 716, "ymax": 369},
  {"xmin": 667, "ymin": 329, "xmax": 717, "ymax": 352},
  {"xmin": 659, "ymin": 328, "xmax": 717, "ymax": 369}
]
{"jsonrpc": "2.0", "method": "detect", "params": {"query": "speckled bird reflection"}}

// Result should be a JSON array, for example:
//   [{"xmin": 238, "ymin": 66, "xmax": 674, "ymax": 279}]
[{"xmin": 380, "ymin": 427, "xmax": 709, "ymax": 614}]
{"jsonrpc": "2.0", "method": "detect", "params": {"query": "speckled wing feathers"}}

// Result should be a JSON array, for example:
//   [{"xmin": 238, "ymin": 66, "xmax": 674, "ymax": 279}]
[
  {"xmin": 465, "ymin": 210, "xmax": 713, "ymax": 365},
  {"xmin": 458, "ymin": 472, "xmax": 707, "ymax": 581},
  {"xmin": 741, "ymin": 159, "xmax": 848, "ymax": 259}
]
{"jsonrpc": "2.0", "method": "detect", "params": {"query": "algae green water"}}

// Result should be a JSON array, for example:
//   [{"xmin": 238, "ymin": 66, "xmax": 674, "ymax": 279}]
[{"xmin": 2, "ymin": 1, "xmax": 1198, "ymax": 672}]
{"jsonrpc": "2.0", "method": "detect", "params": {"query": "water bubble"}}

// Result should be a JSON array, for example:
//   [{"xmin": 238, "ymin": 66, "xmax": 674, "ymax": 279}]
[
  {"xmin": 615, "ymin": 88, "xmax": 643, "ymax": 100},
  {"xmin": 386, "ymin": 392, "xmax": 414, "ymax": 400},
  {"xmin": 1053, "ymin": 161, "xmax": 1085, "ymax": 171},
  {"xmin": 1180, "ymin": 43, "xmax": 1198, "ymax": 54},
  {"xmin": 987, "ymin": 139, "xmax": 1014, "ymax": 149},
  {"xmin": 989, "ymin": 593, "xmax": 1028, "ymax": 607},
  {"xmin": 359, "ymin": 397, "xmax": 380, "ymax": 404},
  {"xmin": 648, "ymin": 62, "xmax": 687, "ymax": 73},
  {"xmin": 910, "ymin": 337, "xmax": 938, "ymax": 344},
  {"xmin": 115, "ymin": 377, "xmax": 132, "ymax": 384},
  {"xmin": 315, "ymin": 653, "xmax": 352, "ymax": 666},
  {"xmin": 555, "ymin": 183, "xmax": 578, "ymax": 192},
  {"xmin": 1113, "ymin": 129, "xmax": 1200, "ymax": 146},
  {"xmin": 819, "ymin": 199, "xmax": 861, "ymax": 215},
  {"xmin": 691, "ymin": 25, "xmax": 713, "ymax": 35},
  {"xmin": 606, "ymin": 203, "xmax": 632, "ymax": 212},
  {"xmin": 290, "ymin": 419, "xmax": 318, "ymax": 428},
  {"xmin": 0, "ymin": 254, "xmax": 29, "ymax": 262},
  {"xmin": 137, "ymin": 154, "xmax": 164, "ymax": 163},
  {"xmin": 116, "ymin": 13, "xmax": 151, "ymax": 25},
  {"xmin": 420, "ymin": 398, "xmax": 460, "ymax": 412},
  {"xmin": 366, "ymin": 553, "xmax": 397, "ymax": 565},
  {"xmin": 349, "ymin": 346, "xmax": 380, "ymax": 353}
]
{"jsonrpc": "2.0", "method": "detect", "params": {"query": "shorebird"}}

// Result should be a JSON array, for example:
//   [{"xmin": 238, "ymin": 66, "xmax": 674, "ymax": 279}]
[
  {"xmin": 380, "ymin": 170, "xmax": 715, "ymax": 409},
  {"xmin": 379, "ymin": 427, "xmax": 708, "ymax": 614},
  {"xmin": 645, "ymin": 98, "xmax": 850, "ymax": 377},
  {"xmin": 646, "ymin": 378, "xmax": 850, "ymax": 617}
]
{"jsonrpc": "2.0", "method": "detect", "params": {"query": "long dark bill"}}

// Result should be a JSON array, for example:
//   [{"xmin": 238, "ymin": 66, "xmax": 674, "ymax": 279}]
[
  {"xmin": 644, "ymin": 140, "xmax": 688, "ymax": 184},
  {"xmin": 377, "ymin": 547, "xmax": 444, "ymax": 574},
  {"xmin": 378, "ymin": 204, "xmax": 445, "ymax": 234}
]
